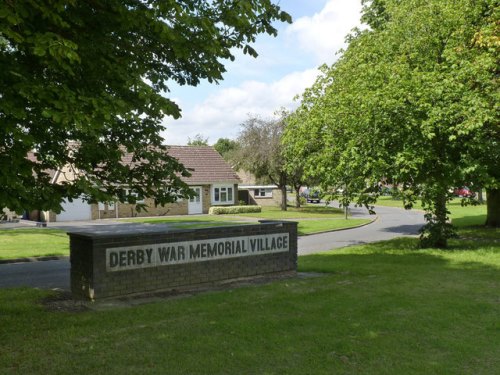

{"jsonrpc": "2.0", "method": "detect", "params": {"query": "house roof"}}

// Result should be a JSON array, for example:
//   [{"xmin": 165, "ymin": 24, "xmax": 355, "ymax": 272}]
[
  {"xmin": 28, "ymin": 144, "xmax": 240, "ymax": 186},
  {"xmin": 166, "ymin": 146, "xmax": 241, "ymax": 185}
]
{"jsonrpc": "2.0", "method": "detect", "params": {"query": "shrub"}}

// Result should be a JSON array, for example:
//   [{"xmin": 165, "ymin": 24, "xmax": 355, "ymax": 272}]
[{"xmin": 209, "ymin": 205, "xmax": 262, "ymax": 215}]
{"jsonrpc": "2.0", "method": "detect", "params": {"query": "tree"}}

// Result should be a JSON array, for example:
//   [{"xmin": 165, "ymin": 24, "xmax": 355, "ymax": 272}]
[
  {"xmin": 282, "ymin": 110, "xmax": 321, "ymax": 208},
  {"xmin": 288, "ymin": 0, "xmax": 499, "ymax": 247},
  {"xmin": 0, "ymin": 0, "xmax": 291, "ymax": 213},
  {"xmin": 187, "ymin": 134, "xmax": 208, "ymax": 146},
  {"xmin": 234, "ymin": 114, "xmax": 289, "ymax": 210},
  {"xmin": 213, "ymin": 138, "xmax": 239, "ymax": 160}
]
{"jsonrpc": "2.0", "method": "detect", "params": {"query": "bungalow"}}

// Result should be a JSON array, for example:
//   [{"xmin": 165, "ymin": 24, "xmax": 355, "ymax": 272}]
[
  {"xmin": 41, "ymin": 146, "xmax": 241, "ymax": 222},
  {"xmin": 236, "ymin": 169, "xmax": 283, "ymax": 207}
]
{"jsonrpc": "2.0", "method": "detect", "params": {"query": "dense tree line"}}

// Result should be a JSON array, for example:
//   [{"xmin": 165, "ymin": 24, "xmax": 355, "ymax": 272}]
[{"xmin": 284, "ymin": 0, "xmax": 499, "ymax": 247}]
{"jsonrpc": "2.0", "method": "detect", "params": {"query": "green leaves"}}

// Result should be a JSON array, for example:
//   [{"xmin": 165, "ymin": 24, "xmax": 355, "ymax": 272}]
[
  {"xmin": 286, "ymin": 0, "xmax": 500, "ymax": 245},
  {"xmin": 0, "ymin": 0, "xmax": 291, "ymax": 213}
]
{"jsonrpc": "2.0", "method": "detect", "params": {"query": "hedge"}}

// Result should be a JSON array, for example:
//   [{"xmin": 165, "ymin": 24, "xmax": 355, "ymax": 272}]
[{"xmin": 209, "ymin": 205, "xmax": 262, "ymax": 215}]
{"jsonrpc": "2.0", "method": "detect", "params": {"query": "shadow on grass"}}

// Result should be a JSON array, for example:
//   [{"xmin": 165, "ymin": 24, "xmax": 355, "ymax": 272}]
[
  {"xmin": 299, "ymin": 237, "xmax": 500, "ymax": 275},
  {"xmin": 452, "ymin": 214, "xmax": 487, "ymax": 227}
]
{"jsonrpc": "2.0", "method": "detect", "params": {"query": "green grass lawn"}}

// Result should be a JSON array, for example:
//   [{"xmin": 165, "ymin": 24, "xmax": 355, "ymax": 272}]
[
  {"xmin": 375, "ymin": 196, "xmax": 484, "ymax": 221},
  {"xmin": 0, "ymin": 229, "xmax": 68, "ymax": 260},
  {"xmin": 235, "ymin": 204, "xmax": 345, "ymax": 219},
  {"xmin": 166, "ymin": 219, "xmax": 370, "ymax": 236},
  {"xmin": 297, "ymin": 218, "xmax": 369, "ymax": 235},
  {"xmin": 127, "ymin": 205, "xmax": 370, "ymax": 237},
  {"xmin": 1, "ymin": 204, "xmax": 499, "ymax": 373},
  {"xmin": 1, "ymin": 236, "xmax": 498, "ymax": 374}
]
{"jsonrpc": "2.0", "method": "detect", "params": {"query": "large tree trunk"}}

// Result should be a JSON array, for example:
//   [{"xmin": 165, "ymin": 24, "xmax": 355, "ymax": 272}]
[
  {"xmin": 433, "ymin": 192, "xmax": 449, "ymax": 248},
  {"xmin": 485, "ymin": 188, "xmax": 500, "ymax": 227},
  {"xmin": 295, "ymin": 186, "xmax": 301, "ymax": 208},
  {"xmin": 280, "ymin": 185, "xmax": 288, "ymax": 211}
]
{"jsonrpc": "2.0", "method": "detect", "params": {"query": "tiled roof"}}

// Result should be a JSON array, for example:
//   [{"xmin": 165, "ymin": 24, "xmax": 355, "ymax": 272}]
[
  {"xmin": 166, "ymin": 146, "xmax": 241, "ymax": 185},
  {"xmin": 29, "ymin": 144, "xmax": 240, "ymax": 186}
]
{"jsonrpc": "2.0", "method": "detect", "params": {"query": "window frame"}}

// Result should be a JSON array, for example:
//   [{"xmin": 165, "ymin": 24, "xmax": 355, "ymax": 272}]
[
  {"xmin": 253, "ymin": 188, "xmax": 273, "ymax": 198},
  {"xmin": 212, "ymin": 184, "xmax": 234, "ymax": 205}
]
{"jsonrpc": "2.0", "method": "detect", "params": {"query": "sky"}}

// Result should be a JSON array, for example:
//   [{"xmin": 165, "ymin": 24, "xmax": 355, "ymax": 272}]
[{"xmin": 162, "ymin": 0, "xmax": 363, "ymax": 145}]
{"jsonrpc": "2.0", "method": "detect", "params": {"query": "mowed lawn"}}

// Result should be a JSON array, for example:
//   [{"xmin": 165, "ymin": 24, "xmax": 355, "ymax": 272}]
[
  {"xmin": 1, "ymin": 236, "xmax": 499, "ymax": 374},
  {"xmin": 0, "ymin": 229, "xmax": 69, "ymax": 260},
  {"xmin": 128, "ymin": 205, "xmax": 371, "ymax": 236},
  {"xmin": 0, "ymin": 203, "xmax": 499, "ymax": 373},
  {"xmin": 0, "ymin": 205, "xmax": 370, "ymax": 260}
]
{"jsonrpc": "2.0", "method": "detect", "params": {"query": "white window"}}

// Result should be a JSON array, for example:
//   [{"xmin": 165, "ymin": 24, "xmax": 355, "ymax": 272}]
[
  {"xmin": 212, "ymin": 185, "xmax": 234, "ymax": 204},
  {"xmin": 254, "ymin": 188, "xmax": 273, "ymax": 198}
]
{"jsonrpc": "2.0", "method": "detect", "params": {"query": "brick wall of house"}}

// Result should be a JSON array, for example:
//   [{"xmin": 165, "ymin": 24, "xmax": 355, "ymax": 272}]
[
  {"xmin": 47, "ymin": 182, "xmax": 242, "ymax": 221},
  {"xmin": 253, "ymin": 189, "xmax": 283, "ymax": 207},
  {"xmin": 202, "ymin": 185, "xmax": 211, "ymax": 213},
  {"xmin": 240, "ymin": 188, "xmax": 283, "ymax": 207},
  {"xmin": 117, "ymin": 198, "xmax": 189, "ymax": 218},
  {"xmin": 89, "ymin": 198, "xmax": 190, "ymax": 220}
]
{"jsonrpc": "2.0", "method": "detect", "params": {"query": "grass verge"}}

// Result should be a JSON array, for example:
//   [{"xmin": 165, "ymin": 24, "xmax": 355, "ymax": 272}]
[
  {"xmin": 235, "ymin": 204, "xmax": 345, "ymax": 219},
  {"xmin": 0, "ymin": 229, "xmax": 68, "ymax": 260},
  {"xmin": 126, "ymin": 204, "xmax": 369, "ymax": 236},
  {"xmin": 1, "ymin": 237, "xmax": 498, "ymax": 374}
]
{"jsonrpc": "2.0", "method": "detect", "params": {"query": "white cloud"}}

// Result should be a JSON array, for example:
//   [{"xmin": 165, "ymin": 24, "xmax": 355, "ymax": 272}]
[
  {"xmin": 162, "ymin": 68, "xmax": 319, "ymax": 145},
  {"xmin": 286, "ymin": 0, "xmax": 362, "ymax": 64},
  {"xmin": 160, "ymin": 0, "xmax": 363, "ymax": 145}
]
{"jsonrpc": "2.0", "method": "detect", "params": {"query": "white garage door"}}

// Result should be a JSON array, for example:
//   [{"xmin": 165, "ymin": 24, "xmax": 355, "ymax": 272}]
[{"xmin": 57, "ymin": 198, "xmax": 92, "ymax": 221}]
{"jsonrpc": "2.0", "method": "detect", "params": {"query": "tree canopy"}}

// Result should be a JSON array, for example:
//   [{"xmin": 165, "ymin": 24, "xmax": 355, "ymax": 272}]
[
  {"xmin": 233, "ymin": 114, "xmax": 290, "ymax": 210},
  {"xmin": 0, "ymin": 0, "xmax": 291, "ymax": 213},
  {"xmin": 285, "ymin": 0, "xmax": 499, "ymax": 247},
  {"xmin": 187, "ymin": 134, "xmax": 209, "ymax": 146},
  {"xmin": 213, "ymin": 137, "xmax": 239, "ymax": 160}
]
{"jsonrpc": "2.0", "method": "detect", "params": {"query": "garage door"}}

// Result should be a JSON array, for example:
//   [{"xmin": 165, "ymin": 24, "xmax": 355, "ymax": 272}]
[{"xmin": 57, "ymin": 198, "xmax": 92, "ymax": 221}]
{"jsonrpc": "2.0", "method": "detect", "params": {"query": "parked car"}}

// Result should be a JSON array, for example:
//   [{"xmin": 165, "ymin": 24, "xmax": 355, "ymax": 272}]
[
  {"xmin": 301, "ymin": 189, "xmax": 322, "ymax": 203},
  {"xmin": 453, "ymin": 187, "xmax": 474, "ymax": 198}
]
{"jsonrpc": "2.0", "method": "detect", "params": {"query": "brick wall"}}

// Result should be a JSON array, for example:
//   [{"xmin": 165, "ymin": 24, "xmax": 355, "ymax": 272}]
[
  {"xmin": 239, "ymin": 187, "xmax": 283, "ymax": 207},
  {"xmin": 69, "ymin": 221, "xmax": 297, "ymax": 300},
  {"xmin": 253, "ymin": 188, "xmax": 283, "ymax": 207}
]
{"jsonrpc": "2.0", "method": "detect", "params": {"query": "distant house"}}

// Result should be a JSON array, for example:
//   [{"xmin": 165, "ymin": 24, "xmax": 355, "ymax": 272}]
[
  {"xmin": 38, "ymin": 146, "xmax": 241, "ymax": 222},
  {"xmin": 237, "ymin": 170, "xmax": 283, "ymax": 207}
]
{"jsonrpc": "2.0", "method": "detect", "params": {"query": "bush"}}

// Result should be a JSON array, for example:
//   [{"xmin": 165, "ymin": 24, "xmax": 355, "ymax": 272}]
[{"xmin": 209, "ymin": 205, "xmax": 262, "ymax": 215}]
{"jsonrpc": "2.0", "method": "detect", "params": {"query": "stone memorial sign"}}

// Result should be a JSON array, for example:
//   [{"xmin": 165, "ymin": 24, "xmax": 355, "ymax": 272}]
[{"xmin": 69, "ymin": 221, "xmax": 297, "ymax": 300}]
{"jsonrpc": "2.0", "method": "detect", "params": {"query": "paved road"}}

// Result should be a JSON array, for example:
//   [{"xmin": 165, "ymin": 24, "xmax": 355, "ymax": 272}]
[
  {"xmin": 298, "ymin": 204, "xmax": 425, "ymax": 255},
  {"xmin": 0, "ymin": 259, "xmax": 70, "ymax": 289},
  {"xmin": 0, "ymin": 205, "xmax": 425, "ymax": 290}
]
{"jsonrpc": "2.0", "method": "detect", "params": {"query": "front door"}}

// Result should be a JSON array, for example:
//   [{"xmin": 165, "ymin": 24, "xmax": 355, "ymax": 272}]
[{"xmin": 188, "ymin": 186, "xmax": 203, "ymax": 214}]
